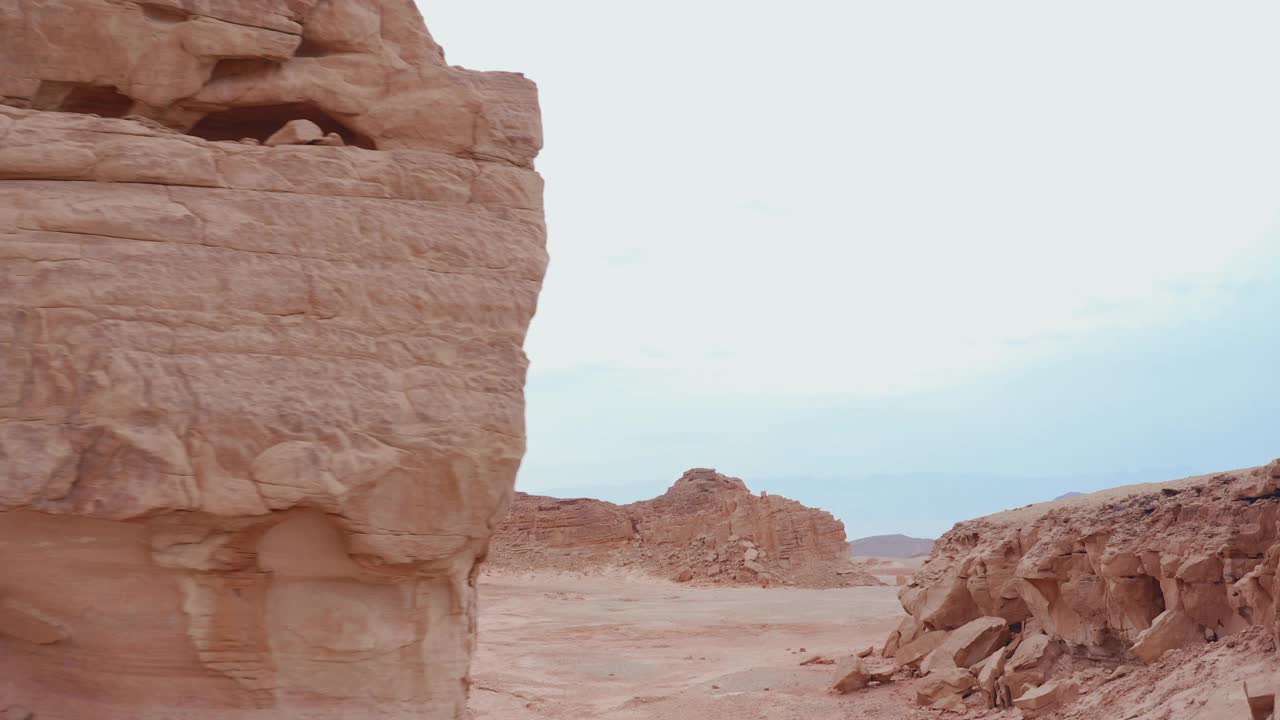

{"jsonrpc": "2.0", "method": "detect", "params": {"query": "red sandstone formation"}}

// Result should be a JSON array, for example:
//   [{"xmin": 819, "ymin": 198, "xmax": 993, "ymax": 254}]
[
  {"xmin": 0, "ymin": 2, "xmax": 545, "ymax": 719},
  {"xmin": 488, "ymin": 469, "xmax": 878, "ymax": 588},
  {"xmin": 859, "ymin": 461, "xmax": 1280, "ymax": 717}
]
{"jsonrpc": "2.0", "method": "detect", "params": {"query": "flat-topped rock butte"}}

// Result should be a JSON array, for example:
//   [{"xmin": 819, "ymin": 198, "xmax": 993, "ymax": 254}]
[{"xmin": 0, "ymin": 2, "xmax": 545, "ymax": 718}]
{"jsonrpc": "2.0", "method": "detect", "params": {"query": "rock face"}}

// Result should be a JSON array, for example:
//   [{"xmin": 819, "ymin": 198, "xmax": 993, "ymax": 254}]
[
  {"xmin": 0, "ymin": 3, "xmax": 546, "ymax": 719},
  {"xmin": 489, "ymin": 469, "xmax": 877, "ymax": 587},
  {"xmin": 881, "ymin": 462, "xmax": 1280, "ymax": 716}
]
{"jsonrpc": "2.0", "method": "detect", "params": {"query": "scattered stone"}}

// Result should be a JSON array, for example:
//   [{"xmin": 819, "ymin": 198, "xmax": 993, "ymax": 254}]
[
  {"xmin": 673, "ymin": 568, "xmax": 694, "ymax": 583},
  {"xmin": 856, "ymin": 645, "xmax": 874, "ymax": 658}
]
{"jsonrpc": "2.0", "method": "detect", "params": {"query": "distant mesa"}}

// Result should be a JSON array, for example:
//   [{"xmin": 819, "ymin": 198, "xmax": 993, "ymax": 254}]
[
  {"xmin": 1054, "ymin": 491, "xmax": 1085, "ymax": 500},
  {"xmin": 488, "ymin": 468, "xmax": 880, "ymax": 588},
  {"xmin": 850, "ymin": 534, "xmax": 936, "ymax": 559}
]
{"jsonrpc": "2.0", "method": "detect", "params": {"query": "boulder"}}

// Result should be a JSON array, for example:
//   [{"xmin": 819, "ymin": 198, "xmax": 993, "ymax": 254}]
[
  {"xmin": 832, "ymin": 659, "xmax": 873, "ymax": 693},
  {"xmin": 976, "ymin": 645, "xmax": 1011, "ymax": 708},
  {"xmin": 1013, "ymin": 679, "xmax": 1080, "ymax": 718},
  {"xmin": 264, "ymin": 119, "xmax": 324, "ymax": 146},
  {"xmin": 894, "ymin": 629, "xmax": 950, "ymax": 669},
  {"xmin": 832, "ymin": 657, "xmax": 894, "ymax": 693},
  {"xmin": 1131, "ymin": 610, "xmax": 1205, "ymax": 664},
  {"xmin": 1002, "ymin": 634, "xmax": 1063, "ymax": 698},
  {"xmin": 901, "ymin": 575, "xmax": 981, "ymax": 630},
  {"xmin": 882, "ymin": 614, "xmax": 924, "ymax": 657},
  {"xmin": 919, "ymin": 616, "xmax": 1010, "ymax": 675},
  {"xmin": 915, "ymin": 667, "xmax": 977, "ymax": 707}
]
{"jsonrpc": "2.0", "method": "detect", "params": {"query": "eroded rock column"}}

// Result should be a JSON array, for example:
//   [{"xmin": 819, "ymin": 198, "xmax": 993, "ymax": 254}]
[{"xmin": 0, "ymin": 2, "xmax": 545, "ymax": 718}]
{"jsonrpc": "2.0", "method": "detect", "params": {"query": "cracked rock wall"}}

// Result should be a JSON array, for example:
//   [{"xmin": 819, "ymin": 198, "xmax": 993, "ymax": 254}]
[{"xmin": 0, "ymin": 2, "xmax": 546, "ymax": 718}]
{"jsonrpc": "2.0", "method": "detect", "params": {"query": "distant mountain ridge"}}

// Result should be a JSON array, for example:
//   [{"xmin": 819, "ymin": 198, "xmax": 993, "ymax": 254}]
[
  {"xmin": 850, "ymin": 534, "xmax": 935, "ymax": 558},
  {"xmin": 1055, "ymin": 491, "xmax": 1085, "ymax": 500}
]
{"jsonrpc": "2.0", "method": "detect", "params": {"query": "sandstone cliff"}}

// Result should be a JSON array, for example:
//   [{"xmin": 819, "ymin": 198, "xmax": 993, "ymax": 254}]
[
  {"xmin": 871, "ymin": 461, "xmax": 1280, "ymax": 716},
  {"xmin": 489, "ymin": 469, "xmax": 878, "ymax": 588},
  {"xmin": 0, "ymin": 2, "xmax": 545, "ymax": 719}
]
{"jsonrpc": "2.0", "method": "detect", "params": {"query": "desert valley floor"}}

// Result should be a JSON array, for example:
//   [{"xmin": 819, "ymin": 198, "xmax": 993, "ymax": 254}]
[{"xmin": 471, "ymin": 575, "xmax": 911, "ymax": 720}]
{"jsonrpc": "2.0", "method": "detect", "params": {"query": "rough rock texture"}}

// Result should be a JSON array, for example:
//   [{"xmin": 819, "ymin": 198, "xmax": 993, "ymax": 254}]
[
  {"xmin": 880, "ymin": 461, "xmax": 1280, "ymax": 717},
  {"xmin": 0, "ymin": 2, "xmax": 546, "ymax": 719},
  {"xmin": 488, "ymin": 469, "xmax": 878, "ymax": 588}
]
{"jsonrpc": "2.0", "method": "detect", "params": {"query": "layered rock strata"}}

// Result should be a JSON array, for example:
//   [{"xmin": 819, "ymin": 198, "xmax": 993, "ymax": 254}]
[
  {"xmin": 489, "ymin": 468, "xmax": 876, "ymax": 588},
  {"xmin": 875, "ymin": 461, "xmax": 1280, "ymax": 715},
  {"xmin": 0, "ymin": 2, "xmax": 545, "ymax": 719}
]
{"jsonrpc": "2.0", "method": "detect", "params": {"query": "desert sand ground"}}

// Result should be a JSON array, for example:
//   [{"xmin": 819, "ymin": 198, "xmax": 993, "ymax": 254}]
[{"xmin": 471, "ymin": 575, "xmax": 915, "ymax": 720}]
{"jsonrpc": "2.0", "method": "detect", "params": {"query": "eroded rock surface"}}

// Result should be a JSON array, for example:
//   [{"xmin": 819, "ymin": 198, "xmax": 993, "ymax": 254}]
[
  {"xmin": 877, "ymin": 461, "xmax": 1280, "ymax": 716},
  {"xmin": 489, "ymin": 469, "xmax": 878, "ymax": 588},
  {"xmin": 0, "ymin": 2, "xmax": 545, "ymax": 718}
]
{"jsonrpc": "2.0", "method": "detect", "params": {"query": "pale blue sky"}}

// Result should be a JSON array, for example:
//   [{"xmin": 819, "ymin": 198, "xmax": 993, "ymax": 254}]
[{"xmin": 422, "ymin": 1, "xmax": 1280, "ymax": 537}]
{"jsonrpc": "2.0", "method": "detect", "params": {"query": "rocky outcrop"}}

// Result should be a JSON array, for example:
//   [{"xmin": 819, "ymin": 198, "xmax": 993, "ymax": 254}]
[
  {"xmin": 493, "ymin": 495, "xmax": 636, "ymax": 549},
  {"xmin": 875, "ymin": 461, "xmax": 1280, "ymax": 716},
  {"xmin": 489, "ymin": 469, "xmax": 877, "ymax": 588},
  {"xmin": 0, "ymin": 2, "xmax": 546, "ymax": 719}
]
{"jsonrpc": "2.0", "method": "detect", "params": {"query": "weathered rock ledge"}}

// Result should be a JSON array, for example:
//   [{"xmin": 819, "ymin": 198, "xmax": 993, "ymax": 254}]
[{"xmin": 865, "ymin": 461, "xmax": 1280, "ymax": 716}]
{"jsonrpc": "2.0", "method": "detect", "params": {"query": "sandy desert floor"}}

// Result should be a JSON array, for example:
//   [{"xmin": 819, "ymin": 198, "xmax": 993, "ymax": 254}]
[{"xmin": 471, "ymin": 575, "xmax": 918, "ymax": 720}]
